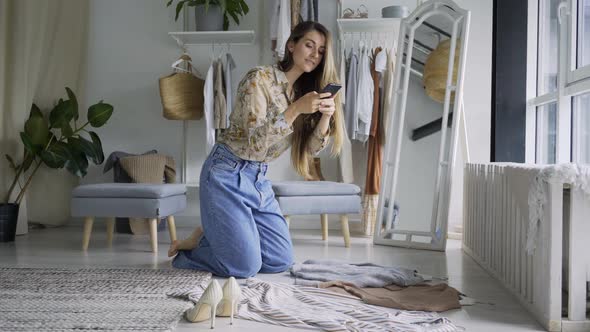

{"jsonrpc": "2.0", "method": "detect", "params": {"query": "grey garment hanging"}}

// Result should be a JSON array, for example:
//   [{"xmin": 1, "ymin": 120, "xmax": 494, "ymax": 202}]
[
  {"xmin": 344, "ymin": 49, "xmax": 359, "ymax": 140},
  {"xmin": 312, "ymin": 0, "xmax": 318, "ymax": 21},
  {"xmin": 224, "ymin": 53, "xmax": 236, "ymax": 127},
  {"xmin": 299, "ymin": 0, "xmax": 316, "ymax": 22}
]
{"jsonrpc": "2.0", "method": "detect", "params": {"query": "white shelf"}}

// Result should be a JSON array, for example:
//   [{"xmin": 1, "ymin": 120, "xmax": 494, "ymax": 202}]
[
  {"xmin": 184, "ymin": 182, "xmax": 200, "ymax": 188},
  {"xmin": 169, "ymin": 30, "xmax": 255, "ymax": 48},
  {"xmin": 337, "ymin": 18, "xmax": 401, "ymax": 34}
]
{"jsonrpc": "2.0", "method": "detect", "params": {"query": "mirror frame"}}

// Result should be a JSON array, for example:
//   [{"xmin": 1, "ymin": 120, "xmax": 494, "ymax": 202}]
[{"xmin": 373, "ymin": 0, "xmax": 471, "ymax": 251}]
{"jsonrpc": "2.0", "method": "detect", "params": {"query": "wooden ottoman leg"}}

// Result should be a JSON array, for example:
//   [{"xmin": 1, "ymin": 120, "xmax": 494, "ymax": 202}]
[
  {"xmin": 106, "ymin": 217, "xmax": 115, "ymax": 246},
  {"xmin": 321, "ymin": 214, "xmax": 328, "ymax": 240},
  {"xmin": 167, "ymin": 216, "xmax": 177, "ymax": 242},
  {"xmin": 82, "ymin": 217, "xmax": 94, "ymax": 251},
  {"xmin": 149, "ymin": 218, "xmax": 158, "ymax": 253},
  {"xmin": 284, "ymin": 215, "xmax": 290, "ymax": 228},
  {"xmin": 340, "ymin": 214, "xmax": 351, "ymax": 248}
]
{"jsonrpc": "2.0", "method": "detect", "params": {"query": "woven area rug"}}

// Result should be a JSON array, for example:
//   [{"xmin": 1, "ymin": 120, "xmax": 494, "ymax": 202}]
[{"xmin": 0, "ymin": 267, "xmax": 211, "ymax": 331}]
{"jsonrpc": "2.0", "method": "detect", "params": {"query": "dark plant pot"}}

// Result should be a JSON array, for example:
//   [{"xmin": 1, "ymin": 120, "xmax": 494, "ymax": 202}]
[
  {"xmin": 195, "ymin": 4, "xmax": 223, "ymax": 31},
  {"xmin": 0, "ymin": 203, "xmax": 19, "ymax": 242}
]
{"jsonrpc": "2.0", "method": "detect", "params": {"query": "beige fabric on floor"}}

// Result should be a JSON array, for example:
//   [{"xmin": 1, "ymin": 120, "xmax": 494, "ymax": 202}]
[
  {"xmin": 119, "ymin": 154, "xmax": 176, "ymax": 235},
  {"xmin": 0, "ymin": 0, "xmax": 89, "ymax": 230},
  {"xmin": 320, "ymin": 281, "xmax": 462, "ymax": 312}
]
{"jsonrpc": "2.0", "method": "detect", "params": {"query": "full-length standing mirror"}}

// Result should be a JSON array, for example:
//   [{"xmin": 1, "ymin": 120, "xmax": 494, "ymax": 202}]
[{"xmin": 374, "ymin": 0, "xmax": 470, "ymax": 251}]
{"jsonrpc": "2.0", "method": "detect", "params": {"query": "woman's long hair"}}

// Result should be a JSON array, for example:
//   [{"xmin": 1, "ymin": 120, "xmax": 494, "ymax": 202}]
[{"xmin": 277, "ymin": 21, "xmax": 344, "ymax": 179}]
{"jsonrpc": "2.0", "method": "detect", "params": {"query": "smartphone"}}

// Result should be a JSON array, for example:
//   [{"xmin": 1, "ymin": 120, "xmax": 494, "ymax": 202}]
[{"xmin": 320, "ymin": 83, "xmax": 342, "ymax": 98}]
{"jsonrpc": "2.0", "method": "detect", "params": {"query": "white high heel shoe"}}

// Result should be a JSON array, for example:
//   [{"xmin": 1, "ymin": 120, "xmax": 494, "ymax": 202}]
[
  {"xmin": 185, "ymin": 279, "xmax": 223, "ymax": 329},
  {"xmin": 216, "ymin": 277, "xmax": 242, "ymax": 325}
]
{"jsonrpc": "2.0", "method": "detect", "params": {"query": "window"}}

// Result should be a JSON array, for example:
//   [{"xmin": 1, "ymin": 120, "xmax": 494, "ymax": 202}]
[
  {"xmin": 576, "ymin": 1, "xmax": 590, "ymax": 69},
  {"xmin": 536, "ymin": 102, "xmax": 558, "ymax": 163},
  {"xmin": 538, "ymin": 0, "xmax": 560, "ymax": 95},
  {"xmin": 573, "ymin": 92, "xmax": 590, "ymax": 162},
  {"xmin": 527, "ymin": 0, "xmax": 590, "ymax": 164}
]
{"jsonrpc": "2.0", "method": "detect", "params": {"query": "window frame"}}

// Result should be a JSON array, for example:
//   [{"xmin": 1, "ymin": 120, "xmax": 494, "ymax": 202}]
[{"xmin": 527, "ymin": 0, "xmax": 590, "ymax": 164}]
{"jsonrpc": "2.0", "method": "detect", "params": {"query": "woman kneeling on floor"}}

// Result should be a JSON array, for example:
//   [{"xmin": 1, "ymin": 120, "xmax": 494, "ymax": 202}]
[{"xmin": 168, "ymin": 21, "xmax": 344, "ymax": 279}]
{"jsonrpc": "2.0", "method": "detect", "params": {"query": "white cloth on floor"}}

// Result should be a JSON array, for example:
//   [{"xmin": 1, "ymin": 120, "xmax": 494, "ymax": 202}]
[
  {"xmin": 290, "ymin": 259, "xmax": 424, "ymax": 287},
  {"xmin": 237, "ymin": 278, "xmax": 462, "ymax": 332}
]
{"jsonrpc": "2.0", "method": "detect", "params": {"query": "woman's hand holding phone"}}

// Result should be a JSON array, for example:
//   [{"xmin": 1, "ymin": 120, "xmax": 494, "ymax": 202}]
[{"xmin": 295, "ymin": 91, "xmax": 332, "ymax": 115}]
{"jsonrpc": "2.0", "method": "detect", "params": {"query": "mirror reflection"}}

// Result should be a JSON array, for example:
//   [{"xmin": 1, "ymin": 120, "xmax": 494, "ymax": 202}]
[{"xmin": 375, "ymin": 2, "xmax": 469, "ymax": 251}]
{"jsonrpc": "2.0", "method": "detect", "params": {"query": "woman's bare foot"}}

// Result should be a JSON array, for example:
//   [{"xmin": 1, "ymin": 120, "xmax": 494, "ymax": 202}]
[{"xmin": 168, "ymin": 227, "xmax": 203, "ymax": 257}]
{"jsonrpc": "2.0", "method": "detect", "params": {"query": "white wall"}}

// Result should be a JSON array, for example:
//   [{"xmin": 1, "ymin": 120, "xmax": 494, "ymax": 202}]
[{"xmin": 82, "ymin": 0, "xmax": 492, "ymax": 230}]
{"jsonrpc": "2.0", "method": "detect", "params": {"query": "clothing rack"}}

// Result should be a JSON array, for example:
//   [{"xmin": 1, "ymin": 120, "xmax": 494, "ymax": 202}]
[
  {"xmin": 336, "ymin": 7, "xmax": 460, "ymax": 143},
  {"xmin": 168, "ymin": 10, "xmax": 255, "ymax": 186}
]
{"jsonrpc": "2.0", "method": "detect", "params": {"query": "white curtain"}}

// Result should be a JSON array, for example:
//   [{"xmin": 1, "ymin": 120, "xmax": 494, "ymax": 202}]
[{"xmin": 0, "ymin": 0, "xmax": 89, "ymax": 232}]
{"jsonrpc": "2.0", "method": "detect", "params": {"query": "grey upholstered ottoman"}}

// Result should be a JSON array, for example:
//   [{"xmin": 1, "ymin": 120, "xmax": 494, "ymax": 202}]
[
  {"xmin": 71, "ymin": 183, "xmax": 187, "ymax": 252},
  {"xmin": 272, "ymin": 181, "xmax": 361, "ymax": 247}
]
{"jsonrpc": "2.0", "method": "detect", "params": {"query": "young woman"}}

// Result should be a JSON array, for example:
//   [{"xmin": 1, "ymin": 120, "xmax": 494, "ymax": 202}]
[{"xmin": 169, "ymin": 21, "xmax": 344, "ymax": 278}]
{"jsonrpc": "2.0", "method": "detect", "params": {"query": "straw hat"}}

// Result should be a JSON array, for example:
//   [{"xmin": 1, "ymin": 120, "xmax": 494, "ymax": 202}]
[{"xmin": 423, "ymin": 39, "xmax": 461, "ymax": 104}]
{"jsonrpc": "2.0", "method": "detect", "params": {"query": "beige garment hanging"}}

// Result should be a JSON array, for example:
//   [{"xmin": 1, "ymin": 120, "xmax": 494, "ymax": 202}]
[
  {"xmin": 361, "ymin": 48, "xmax": 383, "ymax": 236},
  {"xmin": 381, "ymin": 49, "xmax": 396, "ymax": 144},
  {"xmin": 213, "ymin": 59, "xmax": 227, "ymax": 129},
  {"xmin": 290, "ymin": 0, "xmax": 301, "ymax": 28}
]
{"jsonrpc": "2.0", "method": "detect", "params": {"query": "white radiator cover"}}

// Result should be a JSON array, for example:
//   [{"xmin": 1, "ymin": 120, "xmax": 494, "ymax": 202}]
[{"xmin": 463, "ymin": 163, "xmax": 590, "ymax": 332}]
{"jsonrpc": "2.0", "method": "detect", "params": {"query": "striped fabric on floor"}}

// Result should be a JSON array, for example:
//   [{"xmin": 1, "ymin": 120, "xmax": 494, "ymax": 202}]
[{"xmin": 237, "ymin": 278, "xmax": 462, "ymax": 332}]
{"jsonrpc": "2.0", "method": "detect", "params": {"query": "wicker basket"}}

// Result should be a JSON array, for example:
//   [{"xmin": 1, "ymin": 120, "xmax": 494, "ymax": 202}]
[
  {"xmin": 159, "ymin": 55, "xmax": 204, "ymax": 120},
  {"xmin": 423, "ymin": 39, "xmax": 460, "ymax": 104}
]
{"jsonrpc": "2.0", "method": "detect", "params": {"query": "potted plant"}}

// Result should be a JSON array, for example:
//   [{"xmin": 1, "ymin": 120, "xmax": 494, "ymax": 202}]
[
  {"xmin": 0, "ymin": 87, "xmax": 113, "ymax": 242},
  {"xmin": 166, "ymin": 0, "xmax": 249, "ymax": 31}
]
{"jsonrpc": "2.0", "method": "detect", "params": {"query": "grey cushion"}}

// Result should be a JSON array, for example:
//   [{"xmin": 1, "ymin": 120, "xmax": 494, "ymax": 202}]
[
  {"xmin": 71, "ymin": 195, "xmax": 186, "ymax": 218},
  {"xmin": 272, "ymin": 181, "xmax": 361, "ymax": 197},
  {"xmin": 276, "ymin": 195, "xmax": 361, "ymax": 215},
  {"xmin": 72, "ymin": 183, "xmax": 187, "ymax": 199}
]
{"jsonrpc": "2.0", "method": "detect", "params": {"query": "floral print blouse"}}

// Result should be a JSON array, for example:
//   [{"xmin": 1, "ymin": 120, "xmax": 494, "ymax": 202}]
[{"xmin": 218, "ymin": 65, "xmax": 329, "ymax": 162}]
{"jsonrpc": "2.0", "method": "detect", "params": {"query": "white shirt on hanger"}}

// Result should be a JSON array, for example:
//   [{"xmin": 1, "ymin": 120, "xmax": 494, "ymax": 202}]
[
  {"xmin": 275, "ymin": 0, "xmax": 291, "ymax": 58},
  {"xmin": 269, "ymin": 1, "xmax": 280, "ymax": 41},
  {"xmin": 204, "ymin": 60, "xmax": 216, "ymax": 154},
  {"xmin": 381, "ymin": 48, "xmax": 397, "ymax": 139},
  {"xmin": 375, "ymin": 48, "xmax": 387, "ymax": 74},
  {"xmin": 355, "ymin": 46, "xmax": 374, "ymax": 142}
]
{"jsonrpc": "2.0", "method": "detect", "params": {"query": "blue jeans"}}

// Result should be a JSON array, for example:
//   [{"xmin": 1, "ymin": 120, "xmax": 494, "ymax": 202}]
[{"xmin": 173, "ymin": 143, "xmax": 294, "ymax": 278}]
